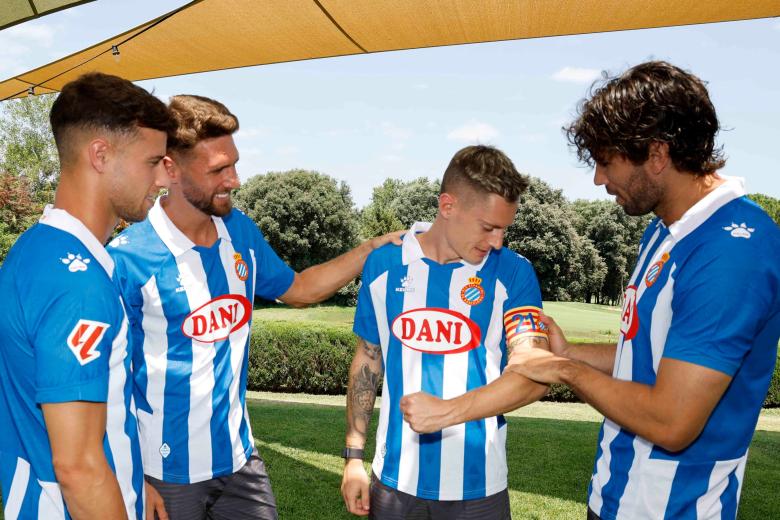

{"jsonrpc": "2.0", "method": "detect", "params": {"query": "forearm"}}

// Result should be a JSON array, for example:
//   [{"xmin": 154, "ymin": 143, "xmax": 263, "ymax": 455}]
[
  {"xmin": 345, "ymin": 340, "xmax": 383, "ymax": 449},
  {"xmin": 561, "ymin": 342, "xmax": 616, "ymax": 375},
  {"xmin": 445, "ymin": 372, "xmax": 548, "ymax": 427},
  {"xmin": 56, "ymin": 457, "xmax": 125, "ymax": 519},
  {"xmin": 560, "ymin": 359, "xmax": 690, "ymax": 450},
  {"xmin": 298, "ymin": 242, "xmax": 373, "ymax": 305}
]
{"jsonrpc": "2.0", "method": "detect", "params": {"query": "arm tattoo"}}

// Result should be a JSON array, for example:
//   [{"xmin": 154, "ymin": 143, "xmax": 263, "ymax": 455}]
[
  {"xmin": 507, "ymin": 335, "xmax": 548, "ymax": 355},
  {"xmin": 346, "ymin": 340, "xmax": 383, "ymax": 440}
]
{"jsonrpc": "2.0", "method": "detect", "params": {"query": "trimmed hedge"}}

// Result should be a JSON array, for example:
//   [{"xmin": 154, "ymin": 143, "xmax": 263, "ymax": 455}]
[{"xmin": 247, "ymin": 320, "xmax": 780, "ymax": 407}]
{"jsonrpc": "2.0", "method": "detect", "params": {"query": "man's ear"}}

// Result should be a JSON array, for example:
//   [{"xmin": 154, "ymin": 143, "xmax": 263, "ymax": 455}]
[
  {"xmin": 163, "ymin": 155, "xmax": 180, "ymax": 183},
  {"xmin": 439, "ymin": 192, "xmax": 456, "ymax": 218},
  {"xmin": 87, "ymin": 138, "xmax": 111, "ymax": 174},
  {"xmin": 647, "ymin": 141, "xmax": 671, "ymax": 175}
]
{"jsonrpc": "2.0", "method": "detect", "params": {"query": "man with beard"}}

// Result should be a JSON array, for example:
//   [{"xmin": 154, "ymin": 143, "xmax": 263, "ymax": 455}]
[
  {"xmin": 109, "ymin": 94, "xmax": 402, "ymax": 520},
  {"xmin": 0, "ymin": 73, "xmax": 173, "ymax": 519},
  {"xmin": 400, "ymin": 61, "xmax": 780, "ymax": 519}
]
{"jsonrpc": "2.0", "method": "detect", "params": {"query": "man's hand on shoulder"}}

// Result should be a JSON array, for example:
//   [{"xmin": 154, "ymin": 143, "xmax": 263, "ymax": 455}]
[{"xmin": 368, "ymin": 230, "xmax": 405, "ymax": 250}]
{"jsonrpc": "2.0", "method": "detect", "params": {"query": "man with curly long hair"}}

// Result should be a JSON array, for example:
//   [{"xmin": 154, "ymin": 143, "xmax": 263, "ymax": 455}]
[{"xmin": 401, "ymin": 61, "xmax": 780, "ymax": 520}]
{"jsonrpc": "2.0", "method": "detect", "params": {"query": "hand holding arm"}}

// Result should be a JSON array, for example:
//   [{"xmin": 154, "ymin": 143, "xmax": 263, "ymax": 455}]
[
  {"xmin": 341, "ymin": 338, "xmax": 384, "ymax": 516},
  {"xmin": 42, "ymin": 402, "xmax": 126, "ymax": 520},
  {"xmin": 279, "ymin": 231, "xmax": 404, "ymax": 308},
  {"xmin": 400, "ymin": 335, "xmax": 550, "ymax": 433}
]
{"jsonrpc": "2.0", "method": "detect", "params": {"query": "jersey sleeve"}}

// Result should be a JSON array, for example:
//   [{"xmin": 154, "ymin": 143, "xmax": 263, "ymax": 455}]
[
  {"xmin": 662, "ymin": 246, "xmax": 773, "ymax": 376},
  {"xmin": 253, "ymin": 227, "xmax": 295, "ymax": 301},
  {"xmin": 28, "ymin": 279, "xmax": 121, "ymax": 404},
  {"xmin": 502, "ymin": 254, "xmax": 547, "ymax": 343},
  {"xmin": 353, "ymin": 258, "xmax": 381, "ymax": 346}
]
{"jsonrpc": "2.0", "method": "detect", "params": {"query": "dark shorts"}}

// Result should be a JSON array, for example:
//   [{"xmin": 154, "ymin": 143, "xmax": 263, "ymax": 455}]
[
  {"xmin": 369, "ymin": 473, "xmax": 511, "ymax": 520},
  {"xmin": 146, "ymin": 451, "xmax": 277, "ymax": 520},
  {"xmin": 587, "ymin": 507, "xmax": 601, "ymax": 520}
]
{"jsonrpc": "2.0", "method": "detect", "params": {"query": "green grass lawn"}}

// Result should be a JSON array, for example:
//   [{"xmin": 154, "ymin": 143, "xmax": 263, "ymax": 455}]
[
  {"xmin": 249, "ymin": 399, "xmax": 779, "ymax": 520},
  {"xmin": 254, "ymin": 301, "xmax": 622, "ymax": 343}
]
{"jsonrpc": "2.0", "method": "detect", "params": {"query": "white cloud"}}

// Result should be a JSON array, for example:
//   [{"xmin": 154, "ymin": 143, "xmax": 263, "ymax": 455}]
[
  {"xmin": 774, "ymin": 20, "xmax": 780, "ymax": 31},
  {"xmin": 447, "ymin": 121, "xmax": 500, "ymax": 142},
  {"xmin": 413, "ymin": 83, "xmax": 429, "ymax": 90},
  {"xmin": 235, "ymin": 127, "xmax": 270, "ymax": 139},
  {"xmin": 380, "ymin": 121, "xmax": 412, "ymax": 141},
  {"xmin": 380, "ymin": 154, "xmax": 403, "ymax": 162},
  {"xmin": 5, "ymin": 23, "xmax": 56, "ymax": 47},
  {"xmin": 552, "ymin": 66, "xmax": 601, "ymax": 84},
  {"xmin": 0, "ymin": 23, "xmax": 57, "ymax": 77},
  {"xmin": 276, "ymin": 145, "xmax": 299, "ymax": 156}
]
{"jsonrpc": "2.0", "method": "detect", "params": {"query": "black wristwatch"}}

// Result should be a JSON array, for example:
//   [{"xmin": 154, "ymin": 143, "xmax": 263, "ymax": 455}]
[{"xmin": 341, "ymin": 447, "xmax": 365, "ymax": 460}]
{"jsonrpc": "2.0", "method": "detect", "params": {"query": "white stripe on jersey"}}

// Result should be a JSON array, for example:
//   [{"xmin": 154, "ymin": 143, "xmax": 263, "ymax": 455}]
[
  {"xmin": 696, "ymin": 455, "xmax": 746, "ymax": 519},
  {"xmin": 650, "ymin": 264, "xmax": 676, "ymax": 372},
  {"xmin": 4, "ymin": 457, "xmax": 29, "ymax": 520},
  {"xmin": 484, "ymin": 280, "xmax": 509, "ymax": 493},
  {"xmin": 438, "ymin": 267, "xmax": 475, "ymax": 498},
  {"xmin": 616, "ymin": 437, "xmax": 678, "ymax": 518},
  {"xmin": 178, "ymin": 249, "xmax": 216, "ymax": 482},
  {"xmin": 106, "ymin": 310, "xmax": 138, "ymax": 518},
  {"xmin": 139, "ymin": 275, "xmax": 169, "ymax": 479},
  {"xmin": 396, "ymin": 260, "xmax": 428, "ymax": 495},
  {"xmin": 588, "ymin": 418, "xmax": 622, "ymax": 515},
  {"xmin": 370, "ymin": 272, "xmax": 391, "ymax": 480},
  {"xmin": 218, "ymin": 239, "xmax": 252, "ymax": 472},
  {"xmin": 38, "ymin": 480, "xmax": 65, "ymax": 519}
]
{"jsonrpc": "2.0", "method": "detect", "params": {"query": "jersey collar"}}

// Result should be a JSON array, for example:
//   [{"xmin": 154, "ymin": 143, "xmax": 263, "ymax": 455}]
[
  {"xmin": 402, "ymin": 221, "xmax": 490, "ymax": 269},
  {"xmin": 38, "ymin": 205, "xmax": 115, "ymax": 277},
  {"xmin": 666, "ymin": 175, "xmax": 746, "ymax": 242},
  {"xmin": 148, "ymin": 197, "xmax": 232, "ymax": 257}
]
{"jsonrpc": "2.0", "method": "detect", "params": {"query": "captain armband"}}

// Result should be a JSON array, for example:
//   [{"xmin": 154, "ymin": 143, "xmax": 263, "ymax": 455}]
[{"xmin": 503, "ymin": 306, "xmax": 549, "ymax": 344}]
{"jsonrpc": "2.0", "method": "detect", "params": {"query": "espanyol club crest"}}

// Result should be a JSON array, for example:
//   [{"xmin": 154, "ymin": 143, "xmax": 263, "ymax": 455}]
[
  {"xmin": 234, "ymin": 252, "xmax": 249, "ymax": 281},
  {"xmin": 645, "ymin": 252, "xmax": 670, "ymax": 288},
  {"xmin": 620, "ymin": 285, "xmax": 639, "ymax": 340},
  {"xmin": 181, "ymin": 294, "xmax": 252, "ymax": 343},
  {"xmin": 391, "ymin": 308, "xmax": 481, "ymax": 355},
  {"xmin": 67, "ymin": 319, "xmax": 109, "ymax": 365},
  {"xmin": 460, "ymin": 276, "xmax": 485, "ymax": 306}
]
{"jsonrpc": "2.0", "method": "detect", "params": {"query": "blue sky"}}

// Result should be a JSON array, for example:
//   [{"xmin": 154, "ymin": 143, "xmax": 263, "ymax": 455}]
[{"xmin": 1, "ymin": 1, "xmax": 778, "ymax": 206}]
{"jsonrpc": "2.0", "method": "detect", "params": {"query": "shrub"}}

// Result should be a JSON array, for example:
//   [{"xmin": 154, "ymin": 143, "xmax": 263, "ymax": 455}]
[{"xmin": 764, "ymin": 354, "xmax": 780, "ymax": 408}]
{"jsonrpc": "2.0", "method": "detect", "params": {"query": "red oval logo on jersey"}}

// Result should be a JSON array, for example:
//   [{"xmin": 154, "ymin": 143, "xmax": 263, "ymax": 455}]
[
  {"xmin": 620, "ymin": 285, "xmax": 639, "ymax": 341},
  {"xmin": 181, "ymin": 294, "xmax": 252, "ymax": 343},
  {"xmin": 391, "ymin": 308, "xmax": 481, "ymax": 355}
]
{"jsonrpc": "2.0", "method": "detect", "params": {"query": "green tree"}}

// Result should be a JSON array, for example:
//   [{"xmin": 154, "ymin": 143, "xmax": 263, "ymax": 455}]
[
  {"xmin": 748, "ymin": 193, "xmax": 780, "ymax": 225},
  {"xmin": 0, "ymin": 172, "xmax": 43, "ymax": 263},
  {"xmin": 233, "ymin": 169, "xmax": 359, "ymax": 272},
  {"xmin": 359, "ymin": 177, "xmax": 439, "ymax": 238},
  {"xmin": 0, "ymin": 94, "xmax": 59, "ymax": 195}
]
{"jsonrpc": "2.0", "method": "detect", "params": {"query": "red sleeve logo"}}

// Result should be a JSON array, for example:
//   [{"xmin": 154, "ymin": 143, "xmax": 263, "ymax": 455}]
[{"xmin": 66, "ymin": 319, "xmax": 110, "ymax": 365}]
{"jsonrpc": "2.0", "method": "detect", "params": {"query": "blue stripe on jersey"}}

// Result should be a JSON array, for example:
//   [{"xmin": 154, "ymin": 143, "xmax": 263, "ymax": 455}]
[
  {"xmin": 24, "ymin": 473, "xmax": 42, "ymax": 518},
  {"xmin": 198, "ymin": 244, "xmax": 235, "ymax": 477},
  {"xmin": 588, "ymin": 423, "xmax": 606, "ymax": 500},
  {"xmin": 664, "ymin": 462, "xmax": 714, "ymax": 518},
  {"xmin": 159, "ymin": 256, "xmax": 193, "ymax": 481},
  {"xmin": 462, "ymin": 267, "xmax": 494, "ymax": 499},
  {"xmin": 720, "ymin": 467, "xmax": 740, "ymax": 519},
  {"xmin": 599, "ymin": 430, "xmax": 636, "ymax": 518},
  {"xmin": 237, "ymin": 243, "xmax": 257, "ymax": 458},
  {"xmin": 381, "ymin": 264, "xmax": 409, "ymax": 487},
  {"xmin": 416, "ymin": 263, "xmax": 453, "ymax": 498}
]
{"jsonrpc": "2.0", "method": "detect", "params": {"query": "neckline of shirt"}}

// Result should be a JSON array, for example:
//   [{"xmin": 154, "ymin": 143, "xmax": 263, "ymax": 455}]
[
  {"xmin": 665, "ymin": 175, "xmax": 746, "ymax": 242},
  {"xmin": 148, "ymin": 196, "xmax": 232, "ymax": 257},
  {"xmin": 38, "ymin": 204, "xmax": 115, "ymax": 277},
  {"xmin": 402, "ymin": 221, "xmax": 490, "ymax": 270}
]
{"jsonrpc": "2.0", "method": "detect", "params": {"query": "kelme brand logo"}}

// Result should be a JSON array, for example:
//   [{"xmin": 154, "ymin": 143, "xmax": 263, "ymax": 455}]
[
  {"xmin": 181, "ymin": 294, "xmax": 252, "ymax": 343},
  {"xmin": 391, "ymin": 308, "xmax": 481, "ymax": 355}
]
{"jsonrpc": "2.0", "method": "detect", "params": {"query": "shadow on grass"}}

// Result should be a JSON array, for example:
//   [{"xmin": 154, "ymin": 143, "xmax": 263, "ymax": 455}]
[{"xmin": 249, "ymin": 400, "xmax": 780, "ymax": 520}]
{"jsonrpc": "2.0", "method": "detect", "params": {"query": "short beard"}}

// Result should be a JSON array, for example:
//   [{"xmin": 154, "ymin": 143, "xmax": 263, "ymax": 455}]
[
  {"xmin": 181, "ymin": 176, "xmax": 232, "ymax": 217},
  {"xmin": 621, "ymin": 165, "xmax": 662, "ymax": 216}
]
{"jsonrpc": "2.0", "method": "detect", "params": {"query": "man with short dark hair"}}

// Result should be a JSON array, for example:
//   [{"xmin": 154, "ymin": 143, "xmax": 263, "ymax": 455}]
[
  {"xmin": 402, "ymin": 61, "xmax": 780, "ymax": 520},
  {"xmin": 109, "ymin": 94, "xmax": 402, "ymax": 519},
  {"xmin": 342, "ymin": 145, "xmax": 550, "ymax": 519},
  {"xmin": 0, "ymin": 72, "xmax": 174, "ymax": 519}
]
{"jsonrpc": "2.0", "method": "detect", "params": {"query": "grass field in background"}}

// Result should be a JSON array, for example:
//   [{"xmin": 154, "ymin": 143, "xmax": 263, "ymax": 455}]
[
  {"xmin": 254, "ymin": 301, "xmax": 623, "ymax": 343},
  {"xmin": 250, "ymin": 399, "xmax": 780, "ymax": 520}
]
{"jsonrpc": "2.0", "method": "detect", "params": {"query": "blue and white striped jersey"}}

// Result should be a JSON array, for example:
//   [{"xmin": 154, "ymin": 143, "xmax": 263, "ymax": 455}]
[
  {"xmin": 354, "ymin": 222, "xmax": 544, "ymax": 501},
  {"xmin": 589, "ymin": 177, "xmax": 780, "ymax": 520},
  {"xmin": 0, "ymin": 206, "xmax": 144, "ymax": 520},
  {"xmin": 110, "ymin": 199, "xmax": 294, "ymax": 484}
]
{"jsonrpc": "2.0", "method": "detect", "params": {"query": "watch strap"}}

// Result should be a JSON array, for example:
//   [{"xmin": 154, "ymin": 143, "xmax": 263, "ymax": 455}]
[{"xmin": 341, "ymin": 447, "xmax": 365, "ymax": 460}]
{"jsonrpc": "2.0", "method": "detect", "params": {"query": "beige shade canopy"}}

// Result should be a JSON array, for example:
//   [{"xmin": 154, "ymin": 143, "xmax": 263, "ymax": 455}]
[
  {"xmin": 0, "ymin": 0, "xmax": 95, "ymax": 31},
  {"xmin": 2, "ymin": 0, "xmax": 779, "ymax": 101}
]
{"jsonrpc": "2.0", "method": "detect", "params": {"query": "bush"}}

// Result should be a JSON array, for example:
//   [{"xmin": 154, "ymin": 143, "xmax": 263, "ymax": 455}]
[
  {"xmin": 248, "ymin": 320, "xmax": 356, "ymax": 394},
  {"xmin": 246, "ymin": 322, "xmax": 780, "ymax": 408}
]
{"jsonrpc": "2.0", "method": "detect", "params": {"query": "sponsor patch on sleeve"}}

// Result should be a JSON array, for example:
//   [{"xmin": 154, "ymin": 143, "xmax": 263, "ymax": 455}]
[
  {"xmin": 503, "ymin": 306, "xmax": 548, "ymax": 342},
  {"xmin": 67, "ymin": 319, "xmax": 110, "ymax": 365}
]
